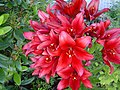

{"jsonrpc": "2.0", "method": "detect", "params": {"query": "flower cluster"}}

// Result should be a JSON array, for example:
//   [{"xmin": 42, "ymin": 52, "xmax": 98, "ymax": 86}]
[{"xmin": 23, "ymin": 0, "xmax": 120, "ymax": 89}]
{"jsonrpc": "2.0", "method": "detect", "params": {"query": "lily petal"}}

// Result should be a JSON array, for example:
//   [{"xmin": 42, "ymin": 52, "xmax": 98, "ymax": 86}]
[
  {"xmin": 76, "ymin": 36, "xmax": 91, "ymax": 48},
  {"xmin": 23, "ymin": 32, "xmax": 35, "ymax": 40},
  {"xmin": 74, "ymin": 46, "xmax": 94, "ymax": 60},
  {"xmin": 57, "ymin": 66, "xmax": 73, "ymax": 79},
  {"xmin": 88, "ymin": 0, "xmax": 99, "ymax": 15},
  {"xmin": 82, "ymin": 79, "xmax": 92, "ymax": 88},
  {"xmin": 72, "ymin": 13, "xmax": 85, "ymax": 35},
  {"xmin": 57, "ymin": 79, "xmax": 69, "ymax": 90},
  {"xmin": 72, "ymin": 56, "xmax": 84, "ymax": 76},
  {"xmin": 59, "ymin": 31, "xmax": 76, "ymax": 50},
  {"xmin": 56, "ymin": 51, "xmax": 72, "ymax": 71},
  {"xmin": 69, "ymin": 75, "xmax": 80, "ymax": 90}
]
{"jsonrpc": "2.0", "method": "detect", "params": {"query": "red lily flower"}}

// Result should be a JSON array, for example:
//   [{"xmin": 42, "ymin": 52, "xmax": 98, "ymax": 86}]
[
  {"xmin": 85, "ymin": 20, "xmax": 110, "ymax": 39},
  {"xmin": 97, "ymin": 28, "xmax": 120, "ymax": 46},
  {"xmin": 56, "ymin": 31, "xmax": 93, "ymax": 73},
  {"xmin": 52, "ymin": 0, "xmax": 84, "ymax": 17},
  {"xmin": 57, "ymin": 67, "xmax": 92, "ymax": 90},
  {"xmin": 102, "ymin": 37, "xmax": 120, "ymax": 73},
  {"xmin": 84, "ymin": 0, "xmax": 110, "ymax": 20},
  {"xmin": 47, "ymin": 12, "xmax": 85, "ymax": 37},
  {"xmin": 31, "ymin": 55, "xmax": 58, "ymax": 83},
  {"xmin": 23, "ymin": 32, "xmax": 42, "ymax": 56}
]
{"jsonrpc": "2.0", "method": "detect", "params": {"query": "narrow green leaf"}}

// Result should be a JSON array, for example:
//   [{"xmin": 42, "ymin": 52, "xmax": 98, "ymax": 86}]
[
  {"xmin": 21, "ymin": 77, "xmax": 35, "ymax": 85},
  {"xmin": 0, "ymin": 26, "xmax": 12, "ymax": 35},
  {"xmin": 15, "ymin": 61, "xmax": 22, "ymax": 71},
  {"xmin": 13, "ymin": 73, "xmax": 21, "ymax": 86},
  {"xmin": 0, "ymin": 69, "xmax": 6, "ymax": 83},
  {"xmin": 0, "ymin": 15, "xmax": 4, "ymax": 25},
  {"xmin": 0, "ymin": 41, "xmax": 10, "ymax": 50},
  {"xmin": 0, "ymin": 54, "xmax": 9, "ymax": 61}
]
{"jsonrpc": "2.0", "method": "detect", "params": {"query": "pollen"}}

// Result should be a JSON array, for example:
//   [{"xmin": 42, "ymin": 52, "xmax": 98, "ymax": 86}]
[
  {"xmin": 45, "ymin": 57, "xmax": 52, "ymax": 63},
  {"xmin": 107, "ymin": 34, "xmax": 111, "ymax": 37},
  {"xmin": 113, "ymin": 52, "xmax": 115, "ymax": 55},
  {"xmin": 51, "ymin": 43, "xmax": 54, "ymax": 46},
  {"xmin": 69, "ymin": 55, "xmax": 72, "ymax": 58},
  {"xmin": 70, "ymin": 28, "xmax": 73, "ymax": 32},
  {"xmin": 73, "ymin": 77, "xmax": 77, "ymax": 80},
  {"xmin": 69, "ymin": 64, "xmax": 72, "ymax": 67},
  {"xmin": 46, "ymin": 58, "xmax": 49, "ymax": 60}
]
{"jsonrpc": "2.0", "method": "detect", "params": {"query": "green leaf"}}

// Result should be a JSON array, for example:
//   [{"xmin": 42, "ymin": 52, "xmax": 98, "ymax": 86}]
[
  {"xmin": 0, "ymin": 15, "xmax": 4, "ymax": 25},
  {"xmin": 0, "ymin": 14, "xmax": 9, "ymax": 25},
  {"xmin": 2, "ymin": 14, "xmax": 9, "ymax": 25},
  {"xmin": 0, "ymin": 69, "xmax": 6, "ymax": 83},
  {"xmin": 13, "ymin": 73, "xmax": 21, "ymax": 86},
  {"xmin": 0, "ymin": 54, "xmax": 9, "ymax": 61},
  {"xmin": 21, "ymin": 77, "xmax": 35, "ymax": 85},
  {"xmin": 0, "ymin": 26, "xmax": 12, "ymax": 35},
  {"xmin": 14, "ymin": 29, "xmax": 25, "ymax": 41},
  {"xmin": 0, "ymin": 41, "xmax": 10, "ymax": 50},
  {"xmin": 15, "ymin": 61, "xmax": 22, "ymax": 71},
  {"xmin": 32, "ymin": 5, "xmax": 38, "ymax": 15},
  {"xmin": 21, "ymin": 66, "xmax": 28, "ymax": 71},
  {"xmin": 0, "ymin": 54, "xmax": 9, "ymax": 68}
]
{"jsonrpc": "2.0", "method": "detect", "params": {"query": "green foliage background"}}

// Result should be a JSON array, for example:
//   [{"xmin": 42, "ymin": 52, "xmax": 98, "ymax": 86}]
[{"xmin": 0, "ymin": 0, "xmax": 120, "ymax": 90}]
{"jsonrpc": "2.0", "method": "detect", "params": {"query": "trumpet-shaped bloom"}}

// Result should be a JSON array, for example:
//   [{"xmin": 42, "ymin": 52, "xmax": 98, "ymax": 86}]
[
  {"xmin": 52, "ymin": 0, "xmax": 84, "ymax": 17},
  {"xmin": 57, "ymin": 67, "xmax": 92, "ymax": 90}
]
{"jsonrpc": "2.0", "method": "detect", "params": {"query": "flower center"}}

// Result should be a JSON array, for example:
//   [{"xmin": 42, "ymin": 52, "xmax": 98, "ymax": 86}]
[
  {"xmin": 66, "ymin": 48, "xmax": 74, "ymax": 58},
  {"xmin": 45, "ymin": 57, "xmax": 52, "ymax": 63}
]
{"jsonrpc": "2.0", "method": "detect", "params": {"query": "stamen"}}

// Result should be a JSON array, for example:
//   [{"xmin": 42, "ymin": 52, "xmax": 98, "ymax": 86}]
[
  {"xmin": 73, "ymin": 77, "xmax": 77, "ymax": 80},
  {"xmin": 69, "ymin": 55, "xmax": 72, "ymax": 58},
  {"xmin": 46, "ymin": 58, "xmax": 49, "ymax": 60},
  {"xmin": 69, "ymin": 64, "xmax": 72, "ymax": 67}
]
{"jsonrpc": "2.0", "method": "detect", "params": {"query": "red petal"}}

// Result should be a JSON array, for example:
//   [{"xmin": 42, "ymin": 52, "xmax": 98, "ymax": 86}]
[
  {"xmin": 69, "ymin": 76, "xmax": 80, "ymax": 90},
  {"xmin": 56, "ymin": 51, "xmax": 72, "ymax": 71},
  {"xmin": 49, "ymin": 30, "xmax": 58, "ymax": 41},
  {"xmin": 30, "ymin": 56, "xmax": 41, "ymax": 62},
  {"xmin": 72, "ymin": 13, "xmax": 85, "ymax": 35},
  {"xmin": 104, "ymin": 28, "xmax": 120, "ymax": 40},
  {"xmin": 23, "ymin": 32, "xmax": 35, "ymax": 40},
  {"xmin": 37, "ymin": 33, "xmax": 50, "ymax": 42},
  {"xmin": 37, "ymin": 40, "xmax": 51, "ymax": 49},
  {"xmin": 88, "ymin": 0, "xmax": 99, "ymax": 15},
  {"xmin": 103, "ymin": 56, "xmax": 114, "ymax": 74},
  {"xmin": 57, "ymin": 66, "xmax": 73, "ymax": 79},
  {"xmin": 82, "ymin": 79, "xmax": 92, "ymax": 88},
  {"xmin": 59, "ymin": 31, "xmax": 75, "ymax": 50},
  {"xmin": 57, "ymin": 79, "xmax": 69, "ymax": 90},
  {"xmin": 57, "ymin": 14, "xmax": 70, "ymax": 27},
  {"xmin": 81, "ymin": 69, "xmax": 92, "ymax": 80},
  {"xmin": 35, "ymin": 56, "xmax": 54, "ymax": 68},
  {"xmin": 45, "ymin": 73, "xmax": 51, "ymax": 83},
  {"xmin": 104, "ymin": 19, "xmax": 111, "ymax": 29},
  {"xmin": 72, "ymin": 56, "xmax": 84, "ymax": 76},
  {"xmin": 76, "ymin": 36, "xmax": 91, "ymax": 48},
  {"xmin": 74, "ymin": 46, "xmax": 94, "ymax": 60},
  {"xmin": 39, "ymin": 66, "xmax": 52, "ymax": 78},
  {"xmin": 32, "ymin": 69, "xmax": 40, "ymax": 75},
  {"xmin": 38, "ymin": 10, "xmax": 49, "ymax": 22},
  {"xmin": 93, "ymin": 8, "xmax": 110, "ymax": 19},
  {"xmin": 30, "ymin": 20, "xmax": 41, "ymax": 31},
  {"xmin": 47, "ymin": 47, "xmax": 61, "ymax": 56}
]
